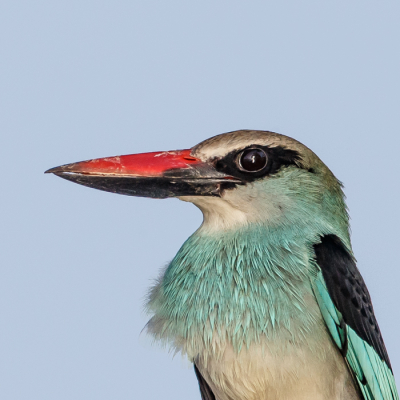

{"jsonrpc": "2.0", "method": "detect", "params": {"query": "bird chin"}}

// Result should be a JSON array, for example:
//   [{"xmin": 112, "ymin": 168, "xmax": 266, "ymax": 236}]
[{"xmin": 178, "ymin": 195, "xmax": 249, "ymax": 233}]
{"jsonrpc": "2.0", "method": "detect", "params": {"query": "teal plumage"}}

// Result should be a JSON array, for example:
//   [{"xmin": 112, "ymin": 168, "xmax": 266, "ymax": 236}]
[{"xmin": 147, "ymin": 224, "xmax": 319, "ymax": 354}]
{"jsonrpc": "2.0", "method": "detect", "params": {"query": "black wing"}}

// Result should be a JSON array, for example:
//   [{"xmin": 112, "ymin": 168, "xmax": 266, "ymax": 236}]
[
  {"xmin": 194, "ymin": 364, "xmax": 216, "ymax": 400},
  {"xmin": 313, "ymin": 234, "xmax": 391, "ymax": 369}
]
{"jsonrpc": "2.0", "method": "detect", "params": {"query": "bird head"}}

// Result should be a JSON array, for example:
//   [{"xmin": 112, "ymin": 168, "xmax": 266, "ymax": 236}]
[{"xmin": 46, "ymin": 130, "xmax": 349, "ymax": 239}]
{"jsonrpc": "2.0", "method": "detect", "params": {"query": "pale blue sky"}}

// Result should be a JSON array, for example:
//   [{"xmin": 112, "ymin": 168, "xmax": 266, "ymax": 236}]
[{"xmin": 1, "ymin": 1, "xmax": 399, "ymax": 399}]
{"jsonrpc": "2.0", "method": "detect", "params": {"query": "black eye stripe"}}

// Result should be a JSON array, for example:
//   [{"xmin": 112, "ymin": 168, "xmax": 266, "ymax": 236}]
[{"xmin": 214, "ymin": 145, "xmax": 302, "ymax": 183}]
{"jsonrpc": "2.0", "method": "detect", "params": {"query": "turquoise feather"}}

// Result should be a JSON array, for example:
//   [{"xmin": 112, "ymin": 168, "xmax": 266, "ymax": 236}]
[{"xmin": 312, "ymin": 272, "xmax": 398, "ymax": 400}]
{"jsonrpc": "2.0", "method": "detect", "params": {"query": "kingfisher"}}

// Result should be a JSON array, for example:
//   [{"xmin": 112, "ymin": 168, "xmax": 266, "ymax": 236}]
[{"xmin": 46, "ymin": 130, "xmax": 398, "ymax": 400}]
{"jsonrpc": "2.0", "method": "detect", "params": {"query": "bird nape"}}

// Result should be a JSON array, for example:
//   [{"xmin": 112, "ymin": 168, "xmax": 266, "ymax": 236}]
[{"xmin": 46, "ymin": 130, "xmax": 398, "ymax": 400}]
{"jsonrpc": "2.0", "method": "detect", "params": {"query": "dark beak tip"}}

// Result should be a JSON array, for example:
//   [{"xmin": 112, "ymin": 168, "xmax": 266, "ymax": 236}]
[{"xmin": 45, "ymin": 166, "xmax": 63, "ymax": 174}]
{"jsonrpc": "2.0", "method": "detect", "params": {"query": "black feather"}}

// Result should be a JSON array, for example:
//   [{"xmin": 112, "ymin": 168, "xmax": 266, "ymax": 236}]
[
  {"xmin": 194, "ymin": 364, "xmax": 216, "ymax": 400},
  {"xmin": 314, "ymin": 235, "xmax": 392, "ymax": 370}
]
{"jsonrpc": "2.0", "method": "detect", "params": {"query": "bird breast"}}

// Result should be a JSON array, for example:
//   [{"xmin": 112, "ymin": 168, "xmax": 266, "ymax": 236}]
[{"xmin": 195, "ymin": 311, "xmax": 360, "ymax": 400}]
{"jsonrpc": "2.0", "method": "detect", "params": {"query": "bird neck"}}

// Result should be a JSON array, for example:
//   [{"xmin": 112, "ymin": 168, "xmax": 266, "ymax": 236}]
[{"xmin": 145, "ymin": 220, "xmax": 348, "ymax": 360}]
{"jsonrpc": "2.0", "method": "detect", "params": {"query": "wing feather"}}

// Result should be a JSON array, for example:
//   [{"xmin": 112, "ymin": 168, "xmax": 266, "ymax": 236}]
[
  {"xmin": 313, "ymin": 235, "xmax": 398, "ymax": 400},
  {"xmin": 194, "ymin": 364, "xmax": 216, "ymax": 400}
]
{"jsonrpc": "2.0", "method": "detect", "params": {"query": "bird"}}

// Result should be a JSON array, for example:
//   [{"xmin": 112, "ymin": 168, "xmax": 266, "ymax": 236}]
[{"xmin": 46, "ymin": 130, "xmax": 398, "ymax": 400}]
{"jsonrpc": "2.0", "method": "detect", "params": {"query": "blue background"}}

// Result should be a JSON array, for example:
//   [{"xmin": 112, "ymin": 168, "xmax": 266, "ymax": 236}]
[{"xmin": 1, "ymin": 1, "xmax": 399, "ymax": 399}]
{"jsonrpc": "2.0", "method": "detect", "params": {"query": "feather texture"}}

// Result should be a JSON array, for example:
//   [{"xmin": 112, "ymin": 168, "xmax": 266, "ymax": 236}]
[
  {"xmin": 194, "ymin": 364, "xmax": 216, "ymax": 400},
  {"xmin": 312, "ymin": 242, "xmax": 398, "ymax": 400}
]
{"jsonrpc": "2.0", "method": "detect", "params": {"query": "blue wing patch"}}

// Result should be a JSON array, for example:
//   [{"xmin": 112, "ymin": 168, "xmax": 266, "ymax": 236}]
[{"xmin": 313, "ymin": 270, "xmax": 398, "ymax": 400}]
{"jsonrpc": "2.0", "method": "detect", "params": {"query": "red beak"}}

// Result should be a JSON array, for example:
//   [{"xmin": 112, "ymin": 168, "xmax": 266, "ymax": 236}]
[
  {"xmin": 46, "ymin": 150, "xmax": 201, "ymax": 177},
  {"xmin": 45, "ymin": 149, "xmax": 242, "ymax": 198}
]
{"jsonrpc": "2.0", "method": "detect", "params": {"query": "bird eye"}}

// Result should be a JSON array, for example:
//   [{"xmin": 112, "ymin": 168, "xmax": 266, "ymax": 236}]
[{"xmin": 238, "ymin": 148, "xmax": 268, "ymax": 172}]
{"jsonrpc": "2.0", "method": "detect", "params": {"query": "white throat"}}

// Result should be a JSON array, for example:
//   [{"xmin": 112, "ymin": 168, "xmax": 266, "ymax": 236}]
[{"xmin": 178, "ymin": 196, "xmax": 250, "ymax": 233}]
